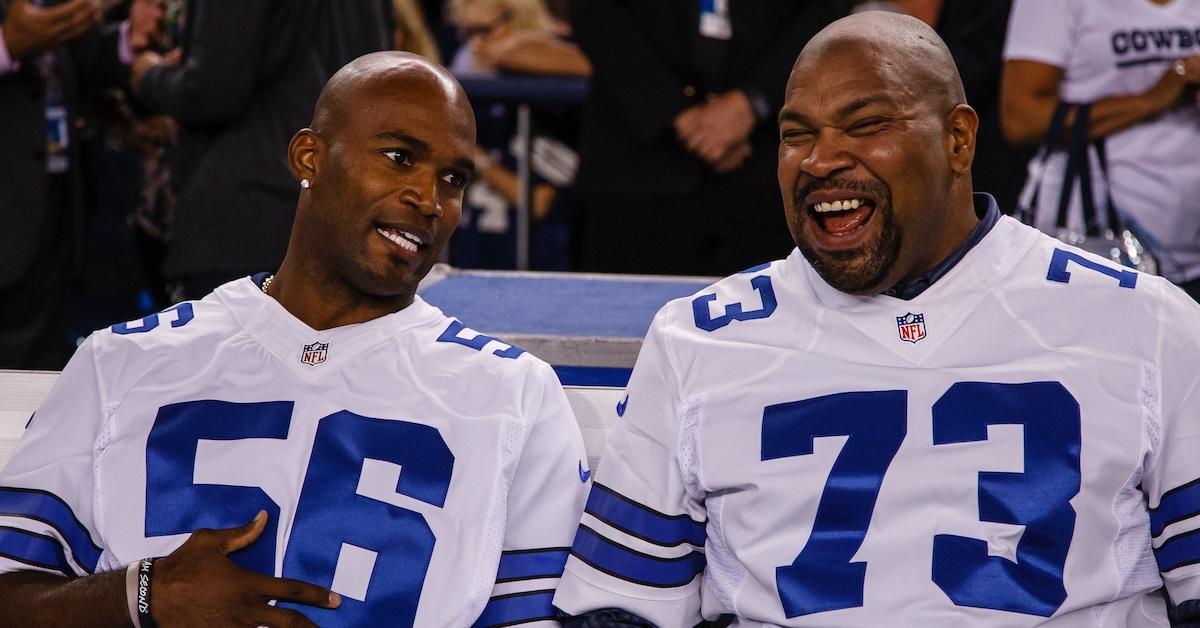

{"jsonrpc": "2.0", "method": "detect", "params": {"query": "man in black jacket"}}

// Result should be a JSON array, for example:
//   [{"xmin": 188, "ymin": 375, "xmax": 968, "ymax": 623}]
[
  {"xmin": 132, "ymin": 0, "xmax": 394, "ymax": 300},
  {"xmin": 571, "ymin": 0, "xmax": 851, "ymax": 276},
  {"xmin": 0, "ymin": 0, "xmax": 137, "ymax": 369}
]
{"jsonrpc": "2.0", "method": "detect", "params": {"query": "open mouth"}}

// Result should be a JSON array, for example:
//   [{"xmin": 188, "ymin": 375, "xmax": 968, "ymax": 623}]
[
  {"xmin": 375, "ymin": 226, "xmax": 426, "ymax": 254},
  {"xmin": 809, "ymin": 197, "xmax": 876, "ymax": 236}
]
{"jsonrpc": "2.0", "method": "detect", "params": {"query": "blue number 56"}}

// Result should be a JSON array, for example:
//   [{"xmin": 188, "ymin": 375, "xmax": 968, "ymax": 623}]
[{"xmin": 145, "ymin": 401, "xmax": 454, "ymax": 625}]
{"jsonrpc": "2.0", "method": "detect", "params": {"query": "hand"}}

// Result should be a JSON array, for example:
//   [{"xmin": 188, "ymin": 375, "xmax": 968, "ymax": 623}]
[
  {"xmin": 131, "ymin": 49, "xmax": 162, "ymax": 94},
  {"xmin": 1178, "ymin": 54, "xmax": 1200, "ymax": 86},
  {"xmin": 673, "ymin": 89, "xmax": 757, "ymax": 168},
  {"xmin": 128, "ymin": 0, "xmax": 165, "ymax": 53},
  {"xmin": 709, "ymin": 140, "xmax": 752, "ymax": 174},
  {"xmin": 0, "ymin": 0, "xmax": 98, "ymax": 60},
  {"xmin": 150, "ymin": 511, "xmax": 340, "ymax": 627}
]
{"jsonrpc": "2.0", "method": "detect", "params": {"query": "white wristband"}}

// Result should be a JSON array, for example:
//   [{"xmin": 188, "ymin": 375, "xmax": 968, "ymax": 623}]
[{"xmin": 125, "ymin": 561, "xmax": 143, "ymax": 628}]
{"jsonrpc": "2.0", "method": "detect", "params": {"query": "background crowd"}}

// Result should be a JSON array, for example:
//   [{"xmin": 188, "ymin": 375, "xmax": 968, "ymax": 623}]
[{"xmin": 2, "ymin": 0, "xmax": 1198, "ymax": 370}]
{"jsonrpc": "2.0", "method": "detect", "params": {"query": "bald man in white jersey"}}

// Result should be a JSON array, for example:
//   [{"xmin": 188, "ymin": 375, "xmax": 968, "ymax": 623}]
[
  {"xmin": 0, "ymin": 52, "xmax": 589, "ymax": 627},
  {"xmin": 553, "ymin": 12, "xmax": 1200, "ymax": 627}
]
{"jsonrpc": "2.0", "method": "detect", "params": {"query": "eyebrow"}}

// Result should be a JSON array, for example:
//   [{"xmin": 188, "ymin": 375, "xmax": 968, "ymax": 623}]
[
  {"xmin": 834, "ymin": 94, "xmax": 893, "ymax": 120},
  {"xmin": 778, "ymin": 93, "xmax": 896, "ymax": 127},
  {"xmin": 375, "ymin": 131, "xmax": 430, "ymax": 156}
]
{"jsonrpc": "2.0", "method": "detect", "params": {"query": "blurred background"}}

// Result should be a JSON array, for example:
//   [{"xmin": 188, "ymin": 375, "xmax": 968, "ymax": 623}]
[{"xmin": 3, "ymin": 0, "xmax": 1198, "ymax": 370}]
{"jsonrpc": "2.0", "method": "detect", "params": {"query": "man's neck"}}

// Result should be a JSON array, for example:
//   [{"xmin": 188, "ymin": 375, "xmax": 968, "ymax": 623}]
[{"xmin": 266, "ymin": 263, "xmax": 413, "ymax": 331}]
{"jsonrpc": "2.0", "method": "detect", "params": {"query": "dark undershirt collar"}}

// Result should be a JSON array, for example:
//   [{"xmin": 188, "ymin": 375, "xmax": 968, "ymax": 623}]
[{"xmin": 883, "ymin": 193, "xmax": 1001, "ymax": 301}]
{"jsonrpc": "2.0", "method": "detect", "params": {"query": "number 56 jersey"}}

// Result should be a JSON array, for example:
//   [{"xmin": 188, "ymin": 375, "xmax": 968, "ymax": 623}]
[
  {"xmin": 553, "ymin": 216, "xmax": 1200, "ymax": 627},
  {"xmin": 0, "ymin": 277, "xmax": 589, "ymax": 627}
]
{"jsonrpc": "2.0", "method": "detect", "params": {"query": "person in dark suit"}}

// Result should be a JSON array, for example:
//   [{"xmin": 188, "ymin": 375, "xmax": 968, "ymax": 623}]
[
  {"xmin": 130, "ymin": 0, "xmax": 394, "ymax": 301},
  {"xmin": 570, "ymin": 0, "xmax": 851, "ymax": 276},
  {"xmin": 0, "ymin": 0, "xmax": 140, "ymax": 370},
  {"xmin": 933, "ymin": 0, "xmax": 1033, "ymax": 213}
]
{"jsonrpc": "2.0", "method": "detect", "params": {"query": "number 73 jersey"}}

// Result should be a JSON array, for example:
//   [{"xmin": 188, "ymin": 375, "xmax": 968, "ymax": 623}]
[
  {"xmin": 553, "ymin": 217, "xmax": 1200, "ymax": 626},
  {"xmin": 0, "ymin": 278, "xmax": 589, "ymax": 627}
]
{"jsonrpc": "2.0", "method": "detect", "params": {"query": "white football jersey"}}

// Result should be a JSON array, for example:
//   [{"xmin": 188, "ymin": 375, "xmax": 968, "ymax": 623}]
[
  {"xmin": 553, "ymin": 216, "xmax": 1200, "ymax": 626},
  {"xmin": 0, "ymin": 277, "xmax": 589, "ymax": 627}
]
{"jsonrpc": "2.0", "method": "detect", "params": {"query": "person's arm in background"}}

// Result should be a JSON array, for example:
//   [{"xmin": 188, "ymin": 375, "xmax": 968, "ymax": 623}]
[
  {"xmin": 1000, "ymin": 57, "xmax": 1200, "ymax": 144},
  {"xmin": 132, "ymin": 0, "xmax": 273, "ymax": 125},
  {"xmin": 568, "ymin": 0, "xmax": 695, "ymax": 148},
  {"xmin": 999, "ymin": 0, "xmax": 1200, "ymax": 145},
  {"xmin": 475, "ymin": 148, "xmax": 558, "ymax": 221},
  {"xmin": 488, "ymin": 30, "xmax": 590, "ymax": 76},
  {"xmin": 0, "ymin": 0, "xmax": 97, "ymax": 75}
]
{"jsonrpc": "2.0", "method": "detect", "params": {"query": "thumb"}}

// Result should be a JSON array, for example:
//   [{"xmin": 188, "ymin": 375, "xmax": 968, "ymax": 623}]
[{"xmin": 217, "ymin": 510, "xmax": 268, "ymax": 555}]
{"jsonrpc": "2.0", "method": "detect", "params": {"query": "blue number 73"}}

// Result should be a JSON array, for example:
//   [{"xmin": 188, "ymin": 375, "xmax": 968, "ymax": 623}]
[{"xmin": 761, "ymin": 382, "xmax": 1080, "ymax": 619}]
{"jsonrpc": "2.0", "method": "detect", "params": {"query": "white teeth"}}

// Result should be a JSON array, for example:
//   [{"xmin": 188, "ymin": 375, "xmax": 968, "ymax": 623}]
[
  {"xmin": 377, "ymin": 227, "xmax": 419, "ymax": 253},
  {"xmin": 811, "ymin": 198, "xmax": 866, "ymax": 213}
]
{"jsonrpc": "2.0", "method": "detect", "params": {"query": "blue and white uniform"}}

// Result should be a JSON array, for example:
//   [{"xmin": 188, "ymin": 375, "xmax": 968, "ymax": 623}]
[
  {"xmin": 553, "ymin": 210, "xmax": 1200, "ymax": 626},
  {"xmin": 0, "ymin": 277, "xmax": 589, "ymax": 627}
]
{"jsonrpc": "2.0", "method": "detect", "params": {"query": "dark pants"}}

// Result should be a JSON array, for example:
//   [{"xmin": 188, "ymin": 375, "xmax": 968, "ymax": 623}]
[
  {"xmin": 582, "ymin": 181, "xmax": 793, "ymax": 277},
  {"xmin": 0, "ymin": 175, "xmax": 75, "ymax": 370}
]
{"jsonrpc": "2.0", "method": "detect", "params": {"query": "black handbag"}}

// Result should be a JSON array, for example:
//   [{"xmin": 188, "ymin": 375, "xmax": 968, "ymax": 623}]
[{"xmin": 1016, "ymin": 102, "xmax": 1159, "ymax": 274}]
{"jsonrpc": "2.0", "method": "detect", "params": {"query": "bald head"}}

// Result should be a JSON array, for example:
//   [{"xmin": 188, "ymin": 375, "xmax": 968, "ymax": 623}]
[
  {"xmin": 311, "ymin": 51, "xmax": 472, "ymax": 135},
  {"xmin": 794, "ymin": 11, "xmax": 965, "ymax": 110}
]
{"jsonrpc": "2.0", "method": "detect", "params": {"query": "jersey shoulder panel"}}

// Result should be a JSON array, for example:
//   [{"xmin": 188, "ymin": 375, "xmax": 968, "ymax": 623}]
[
  {"xmin": 999, "ymin": 220, "xmax": 1172, "ymax": 360},
  {"xmin": 661, "ymin": 258, "xmax": 790, "ymax": 340}
]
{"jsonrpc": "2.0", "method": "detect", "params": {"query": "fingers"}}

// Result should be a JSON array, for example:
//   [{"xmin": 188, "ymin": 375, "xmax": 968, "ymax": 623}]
[
  {"xmin": 44, "ymin": 0, "xmax": 98, "ymax": 42},
  {"xmin": 216, "ymin": 510, "xmax": 268, "ymax": 555},
  {"xmin": 255, "ymin": 575, "xmax": 341, "ymax": 609},
  {"xmin": 249, "ymin": 605, "xmax": 321, "ymax": 628}
]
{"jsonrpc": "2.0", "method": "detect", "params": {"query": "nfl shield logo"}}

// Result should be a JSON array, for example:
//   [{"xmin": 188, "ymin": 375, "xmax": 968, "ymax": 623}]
[
  {"xmin": 300, "ymin": 341, "xmax": 329, "ymax": 366},
  {"xmin": 896, "ymin": 313, "xmax": 926, "ymax": 344}
]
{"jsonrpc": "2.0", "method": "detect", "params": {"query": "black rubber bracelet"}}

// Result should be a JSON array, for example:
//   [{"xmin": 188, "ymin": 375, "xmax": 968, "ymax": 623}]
[{"xmin": 136, "ymin": 558, "xmax": 159, "ymax": 628}]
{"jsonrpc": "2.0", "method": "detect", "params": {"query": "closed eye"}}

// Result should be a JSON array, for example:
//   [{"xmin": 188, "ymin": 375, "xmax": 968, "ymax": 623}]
[
  {"xmin": 781, "ymin": 128, "xmax": 813, "ymax": 143},
  {"xmin": 847, "ymin": 118, "xmax": 887, "ymax": 135}
]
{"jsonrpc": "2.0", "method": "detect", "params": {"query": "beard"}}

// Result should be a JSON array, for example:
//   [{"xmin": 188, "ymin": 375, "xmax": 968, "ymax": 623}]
[{"xmin": 790, "ymin": 177, "xmax": 902, "ymax": 294}]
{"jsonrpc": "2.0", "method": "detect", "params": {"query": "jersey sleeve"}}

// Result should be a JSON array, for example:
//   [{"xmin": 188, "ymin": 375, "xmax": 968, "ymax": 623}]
[
  {"xmin": 1143, "ymin": 283, "xmax": 1200, "ymax": 610},
  {"xmin": 1002, "ymin": 0, "xmax": 1074, "ymax": 68},
  {"xmin": 472, "ymin": 361, "xmax": 590, "ymax": 628},
  {"xmin": 0, "ymin": 337, "xmax": 107, "ymax": 578},
  {"xmin": 552, "ymin": 308, "xmax": 706, "ymax": 627}
]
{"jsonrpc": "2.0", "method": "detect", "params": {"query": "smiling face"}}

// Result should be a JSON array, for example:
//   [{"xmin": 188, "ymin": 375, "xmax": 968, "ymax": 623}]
[
  {"xmin": 777, "ymin": 26, "xmax": 978, "ymax": 295},
  {"xmin": 289, "ymin": 58, "xmax": 475, "ymax": 304}
]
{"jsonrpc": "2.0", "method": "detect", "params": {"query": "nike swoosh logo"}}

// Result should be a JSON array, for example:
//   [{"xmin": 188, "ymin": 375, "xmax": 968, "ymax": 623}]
[
  {"xmin": 578, "ymin": 461, "xmax": 591, "ymax": 483},
  {"xmin": 616, "ymin": 394, "xmax": 629, "ymax": 417}
]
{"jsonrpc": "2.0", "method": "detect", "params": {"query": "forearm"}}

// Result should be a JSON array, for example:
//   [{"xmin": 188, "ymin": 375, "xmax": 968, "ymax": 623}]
[
  {"xmin": 0, "ymin": 570, "xmax": 131, "ymax": 627},
  {"xmin": 495, "ymin": 38, "xmax": 590, "ymax": 77},
  {"xmin": 477, "ymin": 160, "xmax": 557, "ymax": 219},
  {"xmin": 1002, "ymin": 71, "xmax": 1187, "ymax": 144}
]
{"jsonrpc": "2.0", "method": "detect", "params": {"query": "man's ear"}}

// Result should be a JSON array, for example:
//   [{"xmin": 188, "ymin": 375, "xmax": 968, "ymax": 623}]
[
  {"xmin": 946, "ymin": 104, "xmax": 979, "ymax": 176},
  {"xmin": 288, "ymin": 128, "xmax": 321, "ymax": 184}
]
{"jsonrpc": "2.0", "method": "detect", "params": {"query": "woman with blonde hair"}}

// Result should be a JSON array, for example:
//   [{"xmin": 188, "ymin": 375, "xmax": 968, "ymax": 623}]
[{"xmin": 392, "ymin": 0, "xmax": 442, "ymax": 63}]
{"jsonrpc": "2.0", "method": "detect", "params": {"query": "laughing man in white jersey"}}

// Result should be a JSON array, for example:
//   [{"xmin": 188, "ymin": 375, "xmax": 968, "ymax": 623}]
[
  {"xmin": 0, "ymin": 52, "xmax": 588, "ymax": 627},
  {"xmin": 553, "ymin": 11, "xmax": 1200, "ymax": 627}
]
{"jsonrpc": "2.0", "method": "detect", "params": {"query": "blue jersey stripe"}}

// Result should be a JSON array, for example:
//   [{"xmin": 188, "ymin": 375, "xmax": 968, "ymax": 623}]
[
  {"xmin": 570, "ymin": 525, "xmax": 704, "ymax": 588},
  {"xmin": 472, "ymin": 590, "xmax": 556, "ymax": 628},
  {"xmin": 0, "ymin": 488, "xmax": 101, "ymax": 572},
  {"xmin": 496, "ymin": 548, "xmax": 569, "ymax": 583},
  {"xmin": 0, "ymin": 526, "xmax": 74, "ymax": 576},
  {"xmin": 1151, "ymin": 479, "xmax": 1200, "ymax": 537},
  {"xmin": 1155, "ymin": 528, "xmax": 1200, "ymax": 572},
  {"xmin": 585, "ymin": 483, "xmax": 705, "ymax": 548}
]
